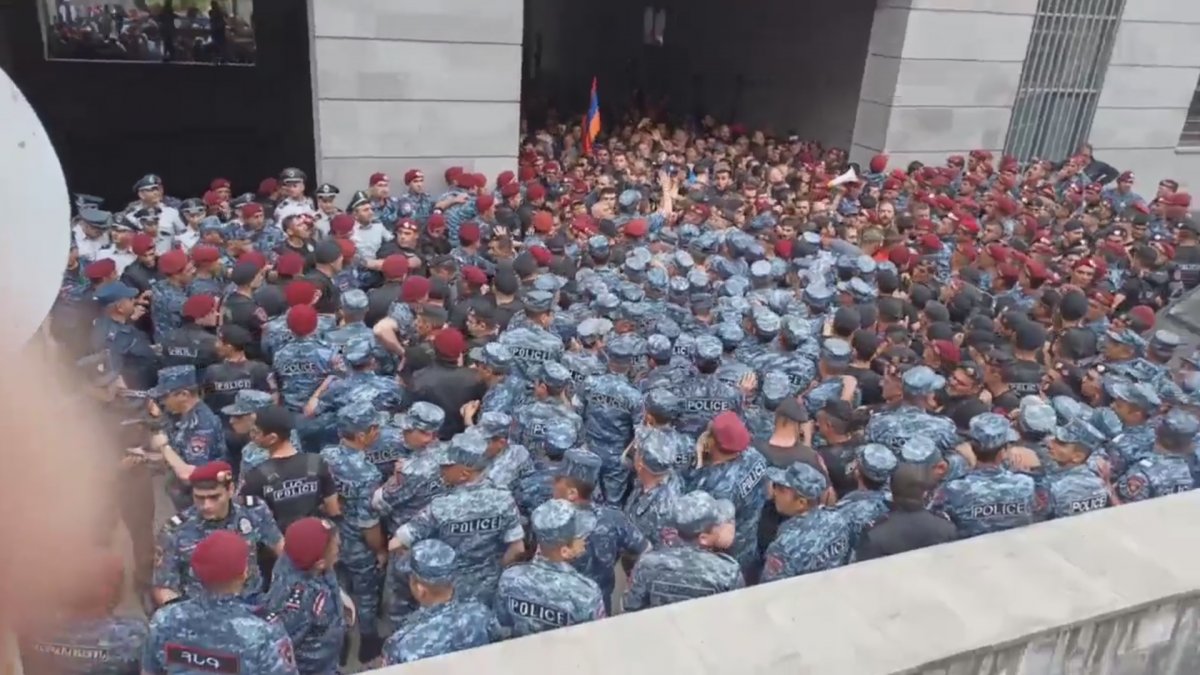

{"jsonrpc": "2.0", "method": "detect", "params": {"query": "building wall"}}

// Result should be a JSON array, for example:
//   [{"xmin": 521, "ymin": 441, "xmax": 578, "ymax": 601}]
[
  {"xmin": 851, "ymin": 0, "xmax": 1037, "ymax": 169},
  {"xmin": 1088, "ymin": 0, "xmax": 1200, "ymax": 193},
  {"xmin": 308, "ymin": 0, "xmax": 523, "ymax": 192}
]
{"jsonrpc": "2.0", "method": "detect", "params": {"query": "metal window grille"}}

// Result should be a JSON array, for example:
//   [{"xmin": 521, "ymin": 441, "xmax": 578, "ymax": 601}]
[
  {"xmin": 1179, "ymin": 78, "xmax": 1200, "ymax": 147},
  {"xmin": 1004, "ymin": 0, "xmax": 1125, "ymax": 163}
]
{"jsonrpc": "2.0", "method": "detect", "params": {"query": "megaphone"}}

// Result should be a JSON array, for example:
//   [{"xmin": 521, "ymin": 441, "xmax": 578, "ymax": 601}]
[
  {"xmin": 827, "ymin": 167, "xmax": 859, "ymax": 188},
  {"xmin": 0, "ymin": 67, "xmax": 71, "ymax": 351}
]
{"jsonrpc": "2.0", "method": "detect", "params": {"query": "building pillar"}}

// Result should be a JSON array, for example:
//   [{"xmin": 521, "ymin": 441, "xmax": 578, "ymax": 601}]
[
  {"xmin": 850, "ymin": 0, "xmax": 1036, "ymax": 168},
  {"xmin": 308, "ymin": 0, "xmax": 523, "ymax": 192}
]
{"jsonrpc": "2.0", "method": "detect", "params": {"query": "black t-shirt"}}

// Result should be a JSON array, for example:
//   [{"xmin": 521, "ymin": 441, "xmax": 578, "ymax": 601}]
[
  {"xmin": 304, "ymin": 270, "xmax": 341, "ymax": 315},
  {"xmin": 240, "ymin": 453, "xmax": 336, "ymax": 532},
  {"xmin": 202, "ymin": 360, "xmax": 274, "ymax": 418},
  {"xmin": 848, "ymin": 365, "xmax": 883, "ymax": 406}
]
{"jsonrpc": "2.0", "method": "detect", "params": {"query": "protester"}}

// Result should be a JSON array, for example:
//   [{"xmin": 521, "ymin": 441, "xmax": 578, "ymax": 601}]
[{"xmin": 42, "ymin": 116, "xmax": 1200, "ymax": 669}]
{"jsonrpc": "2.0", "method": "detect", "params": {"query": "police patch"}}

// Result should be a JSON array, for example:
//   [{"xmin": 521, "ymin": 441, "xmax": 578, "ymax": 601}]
[
  {"xmin": 164, "ymin": 644, "xmax": 240, "ymax": 673},
  {"xmin": 1122, "ymin": 474, "xmax": 1146, "ymax": 498},
  {"xmin": 763, "ymin": 554, "xmax": 784, "ymax": 579},
  {"xmin": 239, "ymin": 518, "xmax": 252, "ymax": 534},
  {"xmin": 277, "ymin": 639, "xmax": 295, "ymax": 667}
]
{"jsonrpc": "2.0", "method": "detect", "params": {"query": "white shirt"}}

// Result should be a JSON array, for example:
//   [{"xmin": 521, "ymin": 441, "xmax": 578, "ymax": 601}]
[
  {"xmin": 350, "ymin": 220, "xmax": 393, "ymax": 260},
  {"xmin": 125, "ymin": 202, "xmax": 186, "ymax": 236},
  {"xmin": 73, "ymin": 224, "xmax": 110, "ymax": 261},
  {"xmin": 97, "ymin": 246, "xmax": 137, "ymax": 275},
  {"xmin": 176, "ymin": 229, "xmax": 200, "ymax": 253},
  {"xmin": 275, "ymin": 197, "xmax": 317, "ymax": 223}
]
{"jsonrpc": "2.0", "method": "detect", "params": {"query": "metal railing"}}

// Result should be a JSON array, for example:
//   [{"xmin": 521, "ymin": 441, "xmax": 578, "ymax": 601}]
[{"xmin": 1004, "ymin": 0, "xmax": 1126, "ymax": 162}]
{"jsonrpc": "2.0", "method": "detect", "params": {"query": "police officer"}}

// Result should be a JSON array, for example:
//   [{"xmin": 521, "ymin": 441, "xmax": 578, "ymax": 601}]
[
  {"xmin": 320, "ymin": 401, "xmax": 388, "ymax": 663},
  {"xmin": 761, "ymin": 462, "xmax": 852, "ymax": 581},
  {"xmin": 623, "ymin": 427, "xmax": 685, "ymax": 547},
  {"xmin": 90, "ymin": 281, "xmax": 158, "ymax": 389},
  {"xmin": 866, "ymin": 365, "xmax": 958, "ymax": 453},
  {"xmin": 152, "ymin": 461, "xmax": 284, "ymax": 607},
  {"xmin": 318, "ymin": 335, "xmax": 405, "ymax": 416},
  {"xmin": 147, "ymin": 365, "xmax": 228, "ymax": 510},
  {"xmin": 75, "ymin": 207, "xmax": 114, "ymax": 262},
  {"xmin": 931, "ymin": 413, "xmax": 1039, "ymax": 538},
  {"xmin": 19, "ymin": 551, "xmax": 147, "ymax": 675},
  {"xmin": 276, "ymin": 167, "xmax": 316, "ymax": 223},
  {"xmin": 143, "ymin": 531, "xmax": 298, "ymax": 674},
  {"xmin": 150, "ymin": 249, "xmax": 193, "ymax": 344},
  {"xmin": 670, "ymin": 335, "xmax": 743, "ymax": 437},
  {"xmin": 262, "ymin": 518, "xmax": 347, "ymax": 675},
  {"xmin": 575, "ymin": 333, "xmax": 646, "ymax": 503},
  {"xmin": 381, "ymin": 540, "xmax": 499, "ymax": 665},
  {"xmin": 1104, "ymin": 377, "xmax": 1162, "ymax": 475},
  {"xmin": 388, "ymin": 432, "xmax": 526, "ymax": 606},
  {"xmin": 511, "ymin": 361, "xmax": 582, "ymax": 448},
  {"xmin": 313, "ymin": 183, "xmax": 342, "ymax": 237},
  {"xmin": 412, "ymin": 327, "xmax": 486, "ymax": 440},
  {"xmin": 159, "ymin": 294, "xmax": 220, "ymax": 371},
  {"xmin": 475, "ymin": 412, "xmax": 533, "ymax": 491},
  {"xmin": 1041, "ymin": 419, "xmax": 1113, "ymax": 518},
  {"xmin": 274, "ymin": 305, "xmax": 346, "ymax": 453},
  {"xmin": 223, "ymin": 260, "xmax": 270, "ymax": 353},
  {"xmin": 623, "ymin": 491, "xmax": 744, "ymax": 611},
  {"xmin": 835, "ymin": 444, "xmax": 897, "ymax": 549},
  {"xmin": 553, "ymin": 448, "xmax": 649, "ymax": 613},
  {"xmin": 373, "ymin": 402, "xmax": 449, "ymax": 534},
  {"xmin": 240, "ymin": 406, "xmax": 341, "ymax": 532},
  {"xmin": 495, "ymin": 499, "xmax": 606, "ymax": 636},
  {"xmin": 473, "ymin": 342, "xmax": 525, "ymax": 416},
  {"xmin": 225, "ymin": 390, "xmax": 286, "ymax": 477},
  {"xmin": 855, "ymin": 463, "xmax": 958, "ymax": 561},
  {"xmin": 690, "ymin": 411, "xmax": 768, "ymax": 582},
  {"xmin": 203, "ymin": 325, "xmax": 275, "ymax": 431},
  {"xmin": 1116, "ymin": 409, "xmax": 1199, "ymax": 501},
  {"xmin": 497, "ymin": 292, "xmax": 566, "ymax": 380}
]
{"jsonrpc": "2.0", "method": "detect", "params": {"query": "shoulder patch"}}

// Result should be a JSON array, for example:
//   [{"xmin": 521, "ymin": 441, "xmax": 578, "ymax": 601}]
[
  {"xmin": 242, "ymin": 495, "xmax": 258, "ymax": 507},
  {"xmin": 168, "ymin": 515, "xmax": 184, "ymax": 528}
]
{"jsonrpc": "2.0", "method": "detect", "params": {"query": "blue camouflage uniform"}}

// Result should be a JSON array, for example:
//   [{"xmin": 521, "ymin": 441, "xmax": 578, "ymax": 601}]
[
  {"xmin": 498, "ymin": 324, "xmax": 566, "ymax": 382},
  {"xmin": 476, "ymin": 413, "xmax": 534, "ymax": 491},
  {"xmin": 274, "ymin": 332, "xmax": 345, "ymax": 453},
  {"xmin": 1116, "ymin": 409, "xmax": 1199, "ymax": 502},
  {"xmin": 576, "ymin": 334, "xmax": 647, "ymax": 504},
  {"xmin": 623, "ymin": 430, "xmax": 685, "ymax": 547},
  {"xmin": 261, "ymin": 553, "xmax": 344, "ymax": 675},
  {"xmin": 373, "ymin": 403, "xmax": 449, "ymax": 534},
  {"xmin": 261, "ymin": 314, "xmax": 338, "ymax": 364},
  {"xmin": 21, "ymin": 615, "xmax": 148, "ymax": 675},
  {"xmin": 382, "ymin": 540, "xmax": 499, "ymax": 665},
  {"xmin": 835, "ymin": 444, "xmax": 897, "ymax": 550},
  {"xmin": 762, "ymin": 463, "xmax": 852, "ymax": 581},
  {"xmin": 142, "ymin": 590, "xmax": 297, "ymax": 675},
  {"xmin": 512, "ymin": 363, "xmax": 583, "ymax": 447},
  {"xmin": 474, "ymin": 343, "xmax": 527, "ymax": 416},
  {"xmin": 90, "ymin": 283, "xmax": 159, "ymax": 389},
  {"xmin": 670, "ymin": 336, "xmax": 743, "ymax": 437},
  {"xmin": 319, "ymin": 403, "xmax": 386, "ymax": 638},
  {"xmin": 513, "ymin": 418, "xmax": 579, "ymax": 518},
  {"xmin": 643, "ymin": 390, "xmax": 699, "ymax": 485},
  {"xmin": 318, "ymin": 335, "xmax": 404, "ymax": 414},
  {"xmin": 1040, "ymin": 420, "xmax": 1112, "ymax": 519},
  {"xmin": 865, "ymin": 366, "xmax": 959, "ymax": 453},
  {"xmin": 391, "ymin": 433, "xmax": 525, "ymax": 605},
  {"xmin": 494, "ymin": 500, "xmax": 606, "ymax": 638},
  {"xmin": 1102, "ymin": 378, "xmax": 1162, "ymax": 476},
  {"xmin": 150, "ymin": 278, "xmax": 189, "ymax": 344},
  {"xmin": 690, "ymin": 430, "xmax": 768, "ymax": 579},
  {"xmin": 325, "ymin": 289, "xmax": 396, "ymax": 375},
  {"xmin": 156, "ymin": 366, "xmax": 228, "ymax": 509},
  {"xmin": 931, "ymin": 413, "xmax": 1039, "ymax": 538},
  {"xmin": 153, "ymin": 497, "xmax": 283, "ymax": 605},
  {"xmin": 623, "ymin": 491, "xmax": 744, "ymax": 611},
  {"xmin": 558, "ymin": 449, "xmax": 650, "ymax": 613}
]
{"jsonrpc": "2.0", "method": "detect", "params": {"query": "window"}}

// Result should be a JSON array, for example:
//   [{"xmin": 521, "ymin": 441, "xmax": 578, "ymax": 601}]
[
  {"xmin": 1004, "ymin": 0, "xmax": 1126, "ymax": 162},
  {"xmin": 643, "ymin": 6, "xmax": 665, "ymax": 46},
  {"xmin": 1178, "ymin": 77, "xmax": 1200, "ymax": 148}
]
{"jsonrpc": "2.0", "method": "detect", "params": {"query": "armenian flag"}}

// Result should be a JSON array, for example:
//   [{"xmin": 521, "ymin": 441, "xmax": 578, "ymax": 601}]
[{"xmin": 583, "ymin": 77, "xmax": 601, "ymax": 156}]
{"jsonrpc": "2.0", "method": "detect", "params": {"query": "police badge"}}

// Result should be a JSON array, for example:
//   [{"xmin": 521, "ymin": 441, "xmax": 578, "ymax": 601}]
[{"xmin": 239, "ymin": 518, "xmax": 252, "ymax": 534}]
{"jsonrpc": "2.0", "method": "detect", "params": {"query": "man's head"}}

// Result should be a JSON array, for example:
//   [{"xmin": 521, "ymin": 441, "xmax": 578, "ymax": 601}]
[
  {"xmin": 190, "ymin": 530, "xmax": 249, "ymax": 595},
  {"xmin": 766, "ymin": 462, "xmax": 827, "ymax": 517},
  {"xmin": 154, "ymin": 365, "xmax": 201, "ymax": 415},
  {"xmin": 531, "ymin": 499, "xmax": 592, "ymax": 561},
  {"xmin": 188, "ymin": 461, "xmax": 236, "ymax": 520},
  {"xmin": 407, "ymin": 539, "xmax": 457, "ymax": 605},
  {"xmin": 284, "ymin": 517, "xmax": 339, "ymax": 574},
  {"xmin": 670, "ymin": 491, "xmax": 735, "ymax": 550}
]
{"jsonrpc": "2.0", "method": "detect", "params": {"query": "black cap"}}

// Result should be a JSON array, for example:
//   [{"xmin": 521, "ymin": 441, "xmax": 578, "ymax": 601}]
[
  {"xmin": 218, "ymin": 324, "xmax": 252, "ymax": 350},
  {"xmin": 776, "ymin": 397, "xmax": 808, "ymax": 423},
  {"xmin": 230, "ymin": 261, "xmax": 259, "ymax": 286},
  {"xmin": 1014, "ymin": 322, "xmax": 1046, "ymax": 351},
  {"xmin": 512, "ymin": 253, "xmax": 537, "ymax": 278},
  {"xmin": 314, "ymin": 240, "xmax": 342, "ymax": 265},
  {"xmin": 255, "ymin": 405, "xmax": 294, "ymax": 437},
  {"xmin": 493, "ymin": 268, "xmax": 520, "ymax": 295}
]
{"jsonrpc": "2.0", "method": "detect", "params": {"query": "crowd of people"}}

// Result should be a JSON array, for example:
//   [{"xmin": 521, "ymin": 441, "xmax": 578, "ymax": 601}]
[
  {"xmin": 29, "ymin": 114, "xmax": 1200, "ymax": 673},
  {"xmin": 45, "ymin": 1, "xmax": 254, "ymax": 64}
]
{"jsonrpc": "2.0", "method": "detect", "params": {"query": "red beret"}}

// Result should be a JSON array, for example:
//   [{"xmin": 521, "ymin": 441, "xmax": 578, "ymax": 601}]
[
  {"xmin": 202, "ymin": 191, "xmax": 223, "ymax": 207},
  {"xmin": 1090, "ymin": 289, "xmax": 1115, "ymax": 306},
  {"xmin": 525, "ymin": 183, "xmax": 547, "ymax": 201},
  {"xmin": 531, "ymin": 211, "xmax": 554, "ymax": 233},
  {"xmin": 1132, "ymin": 201, "xmax": 1150, "ymax": 215},
  {"xmin": 287, "ymin": 304, "xmax": 319, "ymax": 336},
  {"xmin": 1166, "ymin": 192, "xmax": 1193, "ymax": 207},
  {"xmin": 275, "ymin": 252, "xmax": 305, "ymax": 277},
  {"xmin": 131, "ymin": 233, "xmax": 156, "ymax": 255},
  {"xmin": 369, "ymin": 172, "xmax": 389, "ymax": 186},
  {"xmin": 518, "ymin": 166, "xmax": 536, "ymax": 182},
  {"xmin": 985, "ymin": 243, "xmax": 1010, "ymax": 263},
  {"xmin": 915, "ymin": 217, "xmax": 935, "ymax": 231},
  {"xmin": 397, "ymin": 218, "xmax": 419, "ymax": 232},
  {"xmin": 476, "ymin": 194, "xmax": 495, "ymax": 212},
  {"xmin": 624, "ymin": 219, "xmax": 648, "ymax": 238},
  {"xmin": 956, "ymin": 242, "xmax": 979, "ymax": 262},
  {"xmin": 888, "ymin": 244, "xmax": 913, "ymax": 269},
  {"xmin": 210, "ymin": 177, "xmax": 231, "ymax": 190},
  {"xmin": 400, "ymin": 276, "xmax": 431, "ymax": 303},
  {"xmin": 433, "ymin": 327, "xmax": 466, "ymax": 359},
  {"xmin": 444, "ymin": 166, "xmax": 464, "ymax": 184},
  {"xmin": 284, "ymin": 518, "xmax": 335, "ymax": 571},
  {"xmin": 404, "ymin": 169, "xmax": 423, "ymax": 185},
  {"xmin": 958, "ymin": 216, "xmax": 980, "ymax": 235},
  {"xmin": 257, "ymin": 178, "xmax": 278, "ymax": 197},
  {"xmin": 182, "ymin": 294, "xmax": 217, "ymax": 320},
  {"xmin": 710, "ymin": 411, "xmax": 749, "ymax": 453},
  {"xmin": 158, "ymin": 249, "xmax": 188, "ymax": 275},
  {"xmin": 462, "ymin": 265, "xmax": 488, "ymax": 286},
  {"xmin": 496, "ymin": 170, "xmax": 515, "ymax": 187},
  {"xmin": 284, "ymin": 280, "xmax": 318, "ymax": 307},
  {"xmin": 84, "ymin": 258, "xmax": 117, "ymax": 281},
  {"xmin": 890, "ymin": 169, "xmax": 909, "ymax": 181},
  {"xmin": 917, "ymin": 233, "xmax": 943, "ymax": 252},
  {"xmin": 459, "ymin": 221, "xmax": 481, "ymax": 244},
  {"xmin": 570, "ymin": 215, "xmax": 597, "ymax": 235},
  {"xmin": 883, "ymin": 178, "xmax": 902, "ymax": 191},
  {"xmin": 500, "ymin": 182, "xmax": 521, "ymax": 198},
  {"xmin": 997, "ymin": 263, "xmax": 1021, "ymax": 281},
  {"xmin": 455, "ymin": 173, "xmax": 476, "ymax": 189},
  {"xmin": 1129, "ymin": 305, "xmax": 1156, "ymax": 329},
  {"xmin": 189, "ymin": 460, "xmax": 234, "ymax": 485},
  {"xmin": 869, "ymin": 154, "xmax": 888, "ymax": 174},
  {"xmin": 544, "ymin": 161, "xmax": 561, "ymax": 173},
  {"xmin": 426, "ymin": 213, "xmax": 446, "ymax": 232},
  {"xmin": 1025, "ymin": 260, "xmax": 1050, "ymax": 281},
  {"xmin": 994, "ymin": 195, "xmax": 1019, "ymax": 216},
  {"xmin": 238, "ymin": 250, "xmax": 267, "ymax": 270},
  {"xmin": 241, "ymin": 203, "xmax": 263, "ymax": 218},
  {"xmin": 775, "ymin": 239, "xmax": 794, "ymax": 259},
  {"xmin": 191, "ymin": 245, "xmax": 220, "ymax": 265},
  {"xmin": 934, "ymin": 195, "xmax": 956, "ymax": 212},
  {"xmin": 191, "ymin": 530, "xmax": 249, "ymax": 588},
  {"xmin": 932, "ymin": 339, "xmax": 961, "ymax": 365},
  {"xmin": 337, "ymin": 239, "xmax": 357, "ymax": 260},
  {"xmin": 381, "ymin": 255, "xmax": 409, "ymax": 280},
  {"xmin": 947, "ymin": 155, "xmax": 965, "ymax": 166},
  {"xmin": 529, "ymin": 245, "xmax": 552, "ymax": 267},
  {"xmin": 470, "ymin": 173, "xmax": 487, "ymax": 189},
  {"xmin": 330, "ymin": 213, "xmax": 355, "ymax": 236}
]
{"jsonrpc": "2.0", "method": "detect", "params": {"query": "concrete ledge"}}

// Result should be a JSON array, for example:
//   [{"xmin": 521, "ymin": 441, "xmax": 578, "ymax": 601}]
[{"xmin": 379, "ymin": 493, "xmax": 1200, "ymax": 674}]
